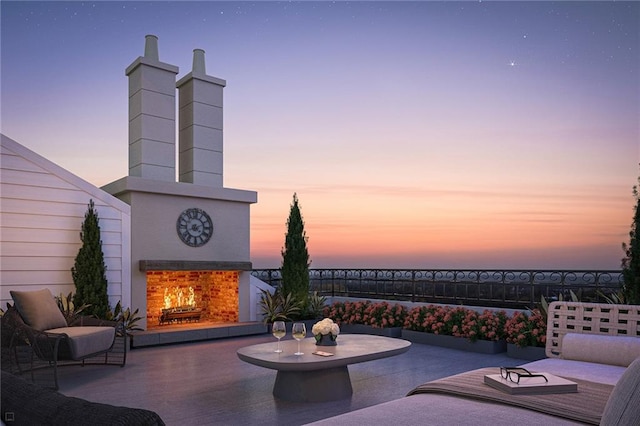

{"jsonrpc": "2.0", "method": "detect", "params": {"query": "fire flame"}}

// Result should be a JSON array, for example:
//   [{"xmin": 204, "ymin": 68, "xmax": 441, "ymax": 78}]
[{"xmin": 163, "ymin": 286, "xmax": 196, "ymax": 310}]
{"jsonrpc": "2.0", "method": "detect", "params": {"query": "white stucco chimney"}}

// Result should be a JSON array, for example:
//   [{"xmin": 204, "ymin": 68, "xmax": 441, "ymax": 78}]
[
  {"xmin": 125, "ymin": 35, "xmax": 179, "ymax": 181},
  {"xmin": 176, "ymin": 49, "xmax": 226, "ymax": 187}
]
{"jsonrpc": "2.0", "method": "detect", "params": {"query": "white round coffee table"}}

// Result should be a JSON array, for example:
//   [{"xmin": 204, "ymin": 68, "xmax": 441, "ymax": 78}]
[{"xmin": 237, "ymin": 334, "xmax": 411, "ymax": 402}]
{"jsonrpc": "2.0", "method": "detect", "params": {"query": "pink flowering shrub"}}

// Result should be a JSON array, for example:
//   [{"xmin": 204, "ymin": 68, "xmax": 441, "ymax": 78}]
[
  {"xmin": 462, "ymin": 309, "xmax": 508, "ymax": 342},
  {"xmin": 404, "ymin": 305, "xmax": 508, "ymax": 342},
  {"xmin": 326, "ymin": 301, "xmax": 519, "ymax": 343},
  {"xmin": 362, "ymin": 301, "xmax": 408, "ymax": 328},
  {"xmin": 323, "ymin": 300, "xmax": 368, "ymax": 325},
  {"xmin": 323, "ymin": 300, "xmax": 407, "ymax": 328},
  {"xmin": 403, "ymin": 305, "xmax": 468, "ymax": 336},
  {"xmin": 504, "ymin": 309, "xmax": 546, "ymax": 348}
]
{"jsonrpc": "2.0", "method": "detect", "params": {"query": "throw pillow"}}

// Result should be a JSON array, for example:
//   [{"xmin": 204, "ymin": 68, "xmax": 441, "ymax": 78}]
[
  {"xmin": 562, "ymin": 333, "xmax": 640, "ymax": 367},
  {"xmin": 10, "ymin": 289, "xmax": 67, "ymax": 331}
]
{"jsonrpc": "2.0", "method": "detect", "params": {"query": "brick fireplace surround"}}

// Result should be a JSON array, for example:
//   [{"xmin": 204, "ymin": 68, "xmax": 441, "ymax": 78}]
[
  {"xmin": 146, "ymin": 270, "xmax": 239, "ymax": 328},
  {"xmin": 139, "ymin": 260, "xmax": 251, "ymax": 329}
]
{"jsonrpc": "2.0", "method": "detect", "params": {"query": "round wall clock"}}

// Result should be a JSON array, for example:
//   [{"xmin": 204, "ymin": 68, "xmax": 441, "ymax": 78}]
[{"xmin": 176, "ymin": 208, "xmax": 213, "ymax": 247}]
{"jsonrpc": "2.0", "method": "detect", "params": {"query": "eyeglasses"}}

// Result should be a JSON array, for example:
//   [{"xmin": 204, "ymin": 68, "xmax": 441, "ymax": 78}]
[{"xmin": 500, "ymin": 367, "xmax": 548, "ymax": 384}]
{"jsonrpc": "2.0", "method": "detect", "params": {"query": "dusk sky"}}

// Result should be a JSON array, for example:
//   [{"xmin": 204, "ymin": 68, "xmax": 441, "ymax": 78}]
[{"xmin": 2, "ymin": 1, "xmax": 639, "ymax": 270}]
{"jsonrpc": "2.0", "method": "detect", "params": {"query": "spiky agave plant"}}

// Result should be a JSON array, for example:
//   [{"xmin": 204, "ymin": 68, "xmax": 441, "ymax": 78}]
[
  {"xmin": 56, "ymin": 292, "xmax": 91, "ymax": 324},
  {"xmin": 306, "ymin": 291, "xmax": 327, "ymax": 319},
  {"xmin": 108, "ymin": 300, "xmax": 143, "ymax": 335},
  {"xmin": 258, "ymin": 289, "xmax": 303, "ymax": 323}
]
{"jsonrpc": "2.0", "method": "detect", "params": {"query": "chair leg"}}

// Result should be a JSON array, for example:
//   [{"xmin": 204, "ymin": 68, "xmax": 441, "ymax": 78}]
[{"xmin": 51, "ymin": 337, "xmax": 60, "ymax": 390}]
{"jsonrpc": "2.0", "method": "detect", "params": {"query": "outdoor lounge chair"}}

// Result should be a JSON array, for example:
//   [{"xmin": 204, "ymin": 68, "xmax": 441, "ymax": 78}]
[{"xmin": 2, "ymin": 288, "xmax": 126, "ymax": 389}]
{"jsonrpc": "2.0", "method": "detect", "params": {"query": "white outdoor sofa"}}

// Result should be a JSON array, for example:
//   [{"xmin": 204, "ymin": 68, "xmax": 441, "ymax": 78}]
[{"xmin": 307, "ymin": 301, "xmax": 640, "ymax": 426}]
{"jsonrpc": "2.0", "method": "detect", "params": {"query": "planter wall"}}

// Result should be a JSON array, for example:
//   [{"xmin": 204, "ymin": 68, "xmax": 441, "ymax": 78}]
[
  {"xmin": 401, "ymin": 330, "xmax": 507, "ymax": 354},
  {"xmin": 506, "ymin": 343, "xmax": 546, "ymax": 361},
  {"xmin": 339, "ymin": 324, "xmax": 403, "ymax": 338}
]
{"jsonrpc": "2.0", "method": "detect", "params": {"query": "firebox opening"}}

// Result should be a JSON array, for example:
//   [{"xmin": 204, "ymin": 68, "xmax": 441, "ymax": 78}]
[{"xmin": 146, "ymin": 270, "xmax": 239, "ymax": 329}]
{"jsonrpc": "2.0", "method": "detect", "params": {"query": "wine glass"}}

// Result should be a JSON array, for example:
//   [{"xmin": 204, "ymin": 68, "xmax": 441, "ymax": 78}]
[
  {"xmin": 272, "ymin": 320, "xmax": 286, "ymax": 353},
  {"xmin": 292, "ymin": 322, "xmax": 306, "ymax": 356}
]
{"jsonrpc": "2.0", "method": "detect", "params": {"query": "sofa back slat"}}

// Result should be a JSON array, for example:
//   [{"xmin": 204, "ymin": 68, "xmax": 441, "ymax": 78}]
[{"xmin": 546, "ymin": 301, "xmax": 640, "ymax": 359}]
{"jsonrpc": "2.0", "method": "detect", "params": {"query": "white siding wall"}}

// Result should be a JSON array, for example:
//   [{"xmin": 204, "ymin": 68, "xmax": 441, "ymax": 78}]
[{"xmin": 0, "ymin": 134, "xmax": 131, "ymax": 310}]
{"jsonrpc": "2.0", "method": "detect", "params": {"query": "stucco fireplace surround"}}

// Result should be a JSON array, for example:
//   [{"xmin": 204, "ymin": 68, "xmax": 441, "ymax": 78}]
[{"xmin": 103, "ymin": 35, "xmax": 257, "ymax": 330}]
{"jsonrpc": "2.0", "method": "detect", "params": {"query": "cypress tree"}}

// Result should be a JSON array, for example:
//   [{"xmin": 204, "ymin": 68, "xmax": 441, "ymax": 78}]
[
  {"xmin": 280, "ymin": 193, "xmax": 310, "ymax": 304},
  {"xmin": 72, "ymin": 199, "xmax": 110, "ymax": 318},
  {"xmin": 622, "ymin": 172, "xmax": 640, "ymax": 305}
]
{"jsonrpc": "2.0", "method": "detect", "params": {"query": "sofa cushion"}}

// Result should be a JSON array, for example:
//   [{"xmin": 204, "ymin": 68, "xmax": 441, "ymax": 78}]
[
  {"xmin": 600, "ymin": 357, "xmax": 640, "ymax": 426},
  {"xmin": 561, "ymin": 333, "xmax": 640, "ymax": 367},
  {"xmin": 10, "ymin": 289, "xmax": 67, "ymax": 331},
  {"xmin": 46, "ymin": 326, "xmax": 115, "ymax": 359},
  {"xmin": 521, "ymin": 358, "xmax": 626, "ymax": 386}
]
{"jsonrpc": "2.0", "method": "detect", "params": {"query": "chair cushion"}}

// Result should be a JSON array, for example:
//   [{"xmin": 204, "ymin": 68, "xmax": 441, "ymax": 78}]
[
  {"xmin": 46, "ymin": 326, "xmax": 115, "ymax": 359},
  {"xmin": 10, "ymin": 289, "xmax": 67, "ymax": 331},
  {"xmin": 600, "ymin": 356, "xmax": 640, "ymax": 426},
  {"xmin": 561, "ymin": 333, "xmax": 640, "ymax": 367}
]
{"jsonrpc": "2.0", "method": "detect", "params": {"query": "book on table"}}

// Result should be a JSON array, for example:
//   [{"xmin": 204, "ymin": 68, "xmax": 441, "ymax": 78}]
[
  {"xmin": 484, "ymin": 373, "xmax": 578, "ymax": 395},
  {"xmin": 313, "ymin": 351, "xmax": 334, "ymax": 357}
]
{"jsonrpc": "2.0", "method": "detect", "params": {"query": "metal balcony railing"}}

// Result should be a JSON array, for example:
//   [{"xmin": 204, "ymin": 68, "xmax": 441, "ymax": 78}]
[{"xmin": 251, "ymin": 269, "xmax": 624, "ymax": 310}]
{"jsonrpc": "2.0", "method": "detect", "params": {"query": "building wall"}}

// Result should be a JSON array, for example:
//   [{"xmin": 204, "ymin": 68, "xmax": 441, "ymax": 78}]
[{"xmin": 0, "ymin": 134, "xmax": 131, "ymax": 309}]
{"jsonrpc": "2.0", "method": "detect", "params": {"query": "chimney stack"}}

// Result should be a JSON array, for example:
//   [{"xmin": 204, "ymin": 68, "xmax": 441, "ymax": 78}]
[
  {"xmin": 125, "ymin": 35, "xmax": 179, "ymax": 181},
  {"xmin": 176, "ymin": 49, "xmax": 226, "ymax": 187},
  {"xmin": 143, "ymin": 34, "xmax": 159, "ymax": 61},
  {"xmin": 192, "ymin": 49, "xmax": 206, "ymax": 74}
]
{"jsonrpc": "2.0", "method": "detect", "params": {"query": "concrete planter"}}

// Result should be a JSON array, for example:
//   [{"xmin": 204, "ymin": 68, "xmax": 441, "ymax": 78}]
[
  {"xmin": 339, "ymin": 324, "xmax": 403, "ymax": 338},
  {"xmin": 401, "ymin": 330, "xmax": 507, "ymax": 354},
  {"xmin": 506, "ymin": 343, "xmax": 546, "ymax": 361}
]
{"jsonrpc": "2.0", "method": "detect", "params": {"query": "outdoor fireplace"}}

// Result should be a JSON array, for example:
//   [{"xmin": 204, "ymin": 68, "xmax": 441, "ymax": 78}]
[
  {"xmin": 146, "ymin": 270, "xmax": 239, "ymax": 328},
  {"xmin": 103, "ymin": 36, "xmax": 257, "ymax": 330}
]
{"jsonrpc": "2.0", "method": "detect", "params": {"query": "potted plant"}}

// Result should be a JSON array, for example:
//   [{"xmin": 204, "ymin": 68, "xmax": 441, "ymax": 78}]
[
  {"xmin": 305, "ymin": 291, "xmax": 327, "ymax": 320},
  {"xmin": 258, "ymin": 289, "xmax": 303, "ymax": 331}
]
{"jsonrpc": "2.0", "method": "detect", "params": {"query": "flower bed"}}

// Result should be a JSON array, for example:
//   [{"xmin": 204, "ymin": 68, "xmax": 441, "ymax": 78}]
[
  {"xmin": 323, "ymin": 300, "xmax": 408, "ymax": 329},
  {"xmin": 323, "ymin": 300, "xmax": 547, "ymax": 353},
  {"xmin": 403, "ymin": 305, "xmax": 508, "ymax": 342}
]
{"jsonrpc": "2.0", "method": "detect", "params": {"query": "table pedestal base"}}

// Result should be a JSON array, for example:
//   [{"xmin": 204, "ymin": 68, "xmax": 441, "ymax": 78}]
[{"xmin": 273, "ymin": 366, "xmax": 352, "ymax": 402}]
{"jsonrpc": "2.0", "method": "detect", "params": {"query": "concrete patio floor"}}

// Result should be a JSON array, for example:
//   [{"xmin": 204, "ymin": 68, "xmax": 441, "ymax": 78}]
[{"xmin": 56, "ymin": 333, "xmax": 517, "ymax": 425}]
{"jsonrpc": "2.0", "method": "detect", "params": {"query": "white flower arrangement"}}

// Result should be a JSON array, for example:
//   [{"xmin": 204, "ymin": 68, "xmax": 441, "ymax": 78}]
[{"xmin": 312, "ymin": 318, "xmax": 340, "ymax": 342}]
